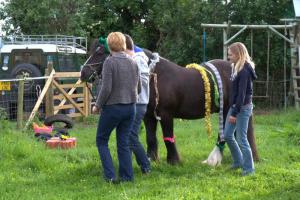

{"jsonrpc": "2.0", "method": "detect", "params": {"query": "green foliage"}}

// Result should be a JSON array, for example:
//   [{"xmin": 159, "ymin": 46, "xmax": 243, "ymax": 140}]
[
  {"xmin": 0, "ymin": 109, "xmax": 299, "ymax": 199},
  {"xmin": 0, "ymin": 0, "xmax": 86, "ymax": 35},
  {"xmin": 0, "ymin": 0, "xmax": 297, "ymax": 108},
  {"xmin": 0, "ymin": 107, "xmax": 10, "ymax": 134},
  {"xmin": 1, "ymin": 0, "xmax": 295, "ymax": 65}
]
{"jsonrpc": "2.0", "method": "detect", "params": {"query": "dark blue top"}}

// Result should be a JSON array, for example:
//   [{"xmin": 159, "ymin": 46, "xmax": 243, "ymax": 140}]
[{"xmin": 230, "ymin": 62, "xmax": 257, "ymax": 117}]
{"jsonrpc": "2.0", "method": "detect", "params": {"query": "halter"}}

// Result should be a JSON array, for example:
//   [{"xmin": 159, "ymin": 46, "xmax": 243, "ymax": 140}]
[
  {"xmin": 81, "ymin": 49, "xmax": 105, "ymax": 101},
  {"xmin": 84, "ymin": 62, "xmax": 103, "ymax": 67},
  {"xmin": 81, "ymin": 47, "xmax": 105, "ymax": 82}
]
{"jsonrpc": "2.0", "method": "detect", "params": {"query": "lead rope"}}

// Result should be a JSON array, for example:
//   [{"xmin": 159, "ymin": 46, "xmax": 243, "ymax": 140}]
[
  {"xmin": 151, "ymin": 73, "xmax": 161, "ymax": 120},
  {"xmin": 149, "ymin": 53, "xmax": 161, "ymax": 120},
  {"xmin": 86, "ymin": 82, "xmax": 96, "ymax": 102}
]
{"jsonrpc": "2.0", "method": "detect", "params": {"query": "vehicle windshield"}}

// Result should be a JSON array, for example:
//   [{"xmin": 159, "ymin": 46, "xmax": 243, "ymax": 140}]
[{"xmin": 57, "ymin": 54, "xmax": 86, "ymax": 72}]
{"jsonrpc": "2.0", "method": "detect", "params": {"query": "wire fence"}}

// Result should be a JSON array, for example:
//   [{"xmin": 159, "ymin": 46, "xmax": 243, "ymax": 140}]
[
  {"xmin": 0, "ymin": 76, "xmax": 92, "ymax": 122},
  {"xmin": 0, "ymin": 78, "xmax": 45, "ymax": 120},
  {"xmin": 253, "ymin": 80, "xmax": 293, "ymax": 109}
]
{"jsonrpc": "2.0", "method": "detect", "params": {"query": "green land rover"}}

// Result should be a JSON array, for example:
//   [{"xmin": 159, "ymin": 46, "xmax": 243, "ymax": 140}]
[{"xmin": 0, "ymin": 35, "xmax": 87, "ymax": 119}]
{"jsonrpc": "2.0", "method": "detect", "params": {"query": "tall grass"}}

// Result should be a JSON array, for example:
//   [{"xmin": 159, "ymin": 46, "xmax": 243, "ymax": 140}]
[{"xmin": 0, "ymin": 109, "xmax": 299, "ymax": 200}]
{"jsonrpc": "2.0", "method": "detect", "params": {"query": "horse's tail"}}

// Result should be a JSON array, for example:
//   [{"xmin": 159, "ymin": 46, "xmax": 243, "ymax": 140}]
[
  {"xmin": 203, "ymin": 114, "xmax": 259, "ymax": 166},
  {"xmin": 247, "ymin": 115, "xmax": 259, "ymax": 161}
]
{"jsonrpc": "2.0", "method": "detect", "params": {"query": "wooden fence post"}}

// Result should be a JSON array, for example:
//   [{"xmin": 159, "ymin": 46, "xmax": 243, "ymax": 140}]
[
  {"xmin": 45, "ymin": 62, "xmax": 54, "ymax": 117},
  {"xmin": 83, "ymin": 83, "xmax": 91, "ymax": 117},
  {"xmin": 24, "ymin": 70, "xmax": 55, "ymax": 131},
  {"xmin": 17, "ymin": 76, "xmax": 24, "ymax": 129}
]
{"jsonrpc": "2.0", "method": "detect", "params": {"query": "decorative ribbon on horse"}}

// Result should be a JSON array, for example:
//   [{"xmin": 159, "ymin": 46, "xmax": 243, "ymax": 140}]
[
  {"xmin": 98, "ymin": 37, "xmax": 110, "ymax": 53},
  {"xmin": 186, "ymin": 63, "xmax": 212, "ymax": 137},
  {"xmin": 204, "ymin": 62, "xmax": 225, "ymax": 142},
  {"xmin": 149, "ymin": 53, "xmax": 160, "ymax": 72},
  {"xmin": 163, "ymin": 135, "xmax": 176, "ymax": 143}
]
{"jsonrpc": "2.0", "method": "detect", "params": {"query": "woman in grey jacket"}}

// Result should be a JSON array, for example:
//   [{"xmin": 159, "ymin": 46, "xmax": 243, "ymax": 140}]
[{"xmin": 92, "ymin": 32, "xmax": 140, "ymax": 183}]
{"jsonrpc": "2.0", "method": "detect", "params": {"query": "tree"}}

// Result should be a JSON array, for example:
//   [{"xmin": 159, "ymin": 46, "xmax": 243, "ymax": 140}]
[{"xmin": 0, "ymin": 0, "xmax": 86, "ymax": 35}]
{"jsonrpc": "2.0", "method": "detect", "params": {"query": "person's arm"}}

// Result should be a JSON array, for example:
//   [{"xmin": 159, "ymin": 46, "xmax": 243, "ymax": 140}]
[
  {"xmin": 134, "ymin": 55, "xmax": 149, "ymax": 94},
  {"xmin": 95, "ymin": 59, "xmax": 113, "ymax": 109},
  {"xmin": 137, "ymin": 64, "xmax": 141, "ymax": 94},
  {"xmin": 231, "ymin": 71, "xmax": 248, "ymax": 117}
]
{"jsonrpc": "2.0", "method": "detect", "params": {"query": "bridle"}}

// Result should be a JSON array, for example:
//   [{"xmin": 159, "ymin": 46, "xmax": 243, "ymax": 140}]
[
  {"xmin": 84, "ymin": 62, "xmax": 103, "ymax": 82},
  {"xmin": 82, "ymin": 46, "xmax": 106, "ymax": 82},
  {"xmin": 81, "ymin": 45, "xmax": 107, "ymax": 101}
]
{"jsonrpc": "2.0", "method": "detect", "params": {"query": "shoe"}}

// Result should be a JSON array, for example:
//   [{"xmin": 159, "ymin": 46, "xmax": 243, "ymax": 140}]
[
  {"xmin": 226, "ymin": 165, "xmax": 241, "ymax": 171},
  {"xmin": 106, "ymin": 178, "xmax": 120, "ymax": 184},
  {"xmin": 142, "ymin": 169, "xmax": 151, "ymax": 175},
  {"xmin": 241, "ymin": 170, "xmax": 255, "ymax": 176},
  {"xmin": 230, "ymin": 165, "xmax": 241, "ymax": 170},
  {"xmin": 119, "ymin": 178, "xmax": 134, "ymax": 183}
]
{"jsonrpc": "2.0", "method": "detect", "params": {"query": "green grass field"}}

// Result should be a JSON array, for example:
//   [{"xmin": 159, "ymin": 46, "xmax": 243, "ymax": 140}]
[{"xmin": 0, "ymin": 109, "xmax": 299, "ymax": 200}]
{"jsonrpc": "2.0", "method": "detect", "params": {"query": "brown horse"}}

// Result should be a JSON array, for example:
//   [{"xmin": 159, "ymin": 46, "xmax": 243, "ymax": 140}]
[{"xmin": 81, "ymin": 40, "xmax": 259, "ymax": 165}]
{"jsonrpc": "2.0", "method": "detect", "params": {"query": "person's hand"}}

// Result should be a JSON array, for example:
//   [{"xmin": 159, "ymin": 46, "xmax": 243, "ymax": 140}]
[
  {"xmin": 92, "ymin": 105, "xmax": 100, "ymax": 114},
  {"xmin": 228, "ymin": 116, "xmax": 236, "ymax": 124}
]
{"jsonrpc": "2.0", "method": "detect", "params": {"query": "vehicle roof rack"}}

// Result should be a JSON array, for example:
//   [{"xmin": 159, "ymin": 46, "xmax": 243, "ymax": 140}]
[{"xmin": 0, "ymin": 35, "xmax": 87, "ymax": 52}]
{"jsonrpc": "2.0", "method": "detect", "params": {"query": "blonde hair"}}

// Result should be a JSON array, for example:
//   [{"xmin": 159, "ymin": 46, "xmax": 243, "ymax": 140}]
[
  {"xmin": 228, "ymin": 42, "xmax": 255, "ymax": 75},
  {"xmin": 107, "ymin": 32, "xmax": 126, "ymax": 52}
]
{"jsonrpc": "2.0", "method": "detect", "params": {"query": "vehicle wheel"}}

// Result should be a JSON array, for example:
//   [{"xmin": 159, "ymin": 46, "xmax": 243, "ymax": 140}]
[
  {"xmin": 10, "ymin": 63, "xmax": 42, "ymax": 93},
  {"xmin": 44, "ymin": 114, "xmax": 74, "ymax": 129}
]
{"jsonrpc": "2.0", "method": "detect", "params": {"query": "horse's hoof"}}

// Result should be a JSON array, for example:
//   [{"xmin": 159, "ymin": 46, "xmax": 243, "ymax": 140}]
[
  {"xmin": 147, "ymin": 152, "xmax": 159, "ymax": 162},
  {"xmin": 253, "ymin": 156, "xmax": 260, "ymax": 162},
  {"xmin": 167, "ymin": 158, "xmax": 180, "ymax": 165}
]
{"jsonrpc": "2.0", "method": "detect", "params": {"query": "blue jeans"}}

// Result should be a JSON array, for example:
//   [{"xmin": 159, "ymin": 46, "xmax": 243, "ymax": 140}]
[
  {"xmin": 224, "ymin": 104, "xmax": 254, "ymax": 174},
  {"xmin": 129, "ymin": 104, "xmax": 151, "ymax": 173},
  {"xmin": 96, "ymin": 104, "xmax": 135, "ymax": 181}
]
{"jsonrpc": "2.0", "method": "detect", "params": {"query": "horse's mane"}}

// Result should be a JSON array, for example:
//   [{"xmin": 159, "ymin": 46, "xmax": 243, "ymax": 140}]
[
  {"xmin": 142, "ymin": 48, "xmax": 173, "ymax": 66},
  {"xmin": 142, "ymin": 48, "xmax": 155, "ymax": 62}
]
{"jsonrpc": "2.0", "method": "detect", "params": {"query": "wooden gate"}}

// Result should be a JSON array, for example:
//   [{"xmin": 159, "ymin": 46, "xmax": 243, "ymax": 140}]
[
  {"xmin": 48, "ymin": 72, "xmax": 91, "ymax": 118},
  {"xmin": 24, "ymin": 69, "xmax": 92, "ymax": 130}
]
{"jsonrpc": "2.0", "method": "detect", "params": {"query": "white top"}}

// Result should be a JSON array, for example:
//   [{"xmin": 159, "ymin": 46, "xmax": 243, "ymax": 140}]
[
  {"xmin": 133, "ymin": 51, "xmax": 150, "ymax": 104},
  {"xmin": 0, "ymin": 44, "xmax": 86, "ymax": 54}
]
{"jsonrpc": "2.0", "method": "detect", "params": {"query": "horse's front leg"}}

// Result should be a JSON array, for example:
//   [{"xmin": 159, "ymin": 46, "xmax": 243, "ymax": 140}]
[
  {"xmin": 160, "ymin": 113, "xmax": 180, "ymax": 165},
  {"xmin": 144, "ymin": 114, "xmax": 159, "ymax": 162}
]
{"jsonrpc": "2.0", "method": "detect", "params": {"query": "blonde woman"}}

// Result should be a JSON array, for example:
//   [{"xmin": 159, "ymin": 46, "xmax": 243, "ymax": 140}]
[
  {"xmin": 224, "ymin": 42, "xmax": 257, "ymax": 176},
  {"xmin": 93, "ymin": 32, "xmax": 140, "ymax": 183}
]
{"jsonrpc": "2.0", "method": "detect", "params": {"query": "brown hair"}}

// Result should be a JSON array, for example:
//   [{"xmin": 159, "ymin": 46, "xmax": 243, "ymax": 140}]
[
  {"xmin": 228, "ymin": 42, "xmax": 255, "ymax": 75},
  {"xmin": 124, "ymin": 34, "xmax": 134, "ymax": 51},
  {"xmin": 107, "ymin": 32, "xmax": 126, "ymax": 52}
]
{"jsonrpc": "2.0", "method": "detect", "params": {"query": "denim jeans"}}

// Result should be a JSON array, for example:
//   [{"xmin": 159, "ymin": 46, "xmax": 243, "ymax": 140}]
[
  {"xmin": 129, "ymin": 104, "xmax": 151, "ymax": 173},
  {"xmin": 224, "ymin": 104, "xmax": 254, "ymax": 174},
  {"xmin": 96, "ymin": 104, "xmax": 135, "ymax": 181}
]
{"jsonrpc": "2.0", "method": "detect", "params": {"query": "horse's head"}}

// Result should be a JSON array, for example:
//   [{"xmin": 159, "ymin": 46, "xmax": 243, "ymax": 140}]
[{"xmin": 80, "ymin": 39, "xmax": 109, "ymax": 83}]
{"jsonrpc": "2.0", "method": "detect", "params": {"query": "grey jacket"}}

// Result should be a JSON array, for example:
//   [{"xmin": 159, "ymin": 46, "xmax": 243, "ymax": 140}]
[{"xmin": 96, "ymin": 52, "xmax": 140, "ymax": 108}]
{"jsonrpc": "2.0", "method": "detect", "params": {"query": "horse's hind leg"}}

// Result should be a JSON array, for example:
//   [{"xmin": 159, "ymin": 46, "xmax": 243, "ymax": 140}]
[
  {"xmin": 160, "ymin": 113, "xmax": 180, "ymax": 165},
  {"xmin": 247, "ymin": 115, "xmax": 259, "ymax": 161},
  {"xmin": 144, "ymin": 115, "xmax": 159, "ymax": 161}
]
